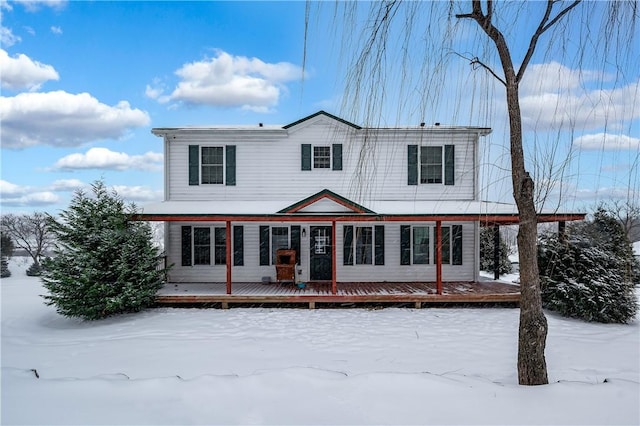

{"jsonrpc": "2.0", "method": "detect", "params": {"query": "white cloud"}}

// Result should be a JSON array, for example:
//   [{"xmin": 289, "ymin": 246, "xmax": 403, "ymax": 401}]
[
  {"xmin": 0, "ymin": 26, "xmax": 21, "ymax": 47},
  {"xmin": 0, "ymin": 91, "xmax": 150, "ymax": 148},
  {"xmin": 111, "ymin": 185, "xmax": 163, "ymax": 203},
  {"xmin": 145, "ymin": 79, "xmax": 171, "ymax": 104},
  {"xmin": 573, "ymin": 133, "xmax": 640, "ymax": 151},
  {"xmin": 0, "ymin": 49, "xmax": 59, "ymax": 91},
  {"xmin": 157, "ymin": 50, "xmax": 303, "ymax": 111},
  {"xmin": 52, "ymin": 147, "xmax": 163, "ymax": 171},
  {"xmin": 520, "ymin": 62, "xmax": 609, "ymax": 96},
  {"xmin": 0, "ymin": 178, "xmax": 161, "ymax": 208},
  {"xmin": 518, "ymin": 62, "xmax": 639, "ymax": 131},
  {"xmin": 47, "ymin": 179, "xmax": 86, "ymax": 192},
  {"xmin": 50, "ymin": 25, "xmax": 62, "ymax": 34},
  {"xmin": 18, "ymin": 0, "xmax": 67, "ymax": 12},
  {"xmin": 0, "ymin": 179, "xmax": 59, "ymax": 207}
]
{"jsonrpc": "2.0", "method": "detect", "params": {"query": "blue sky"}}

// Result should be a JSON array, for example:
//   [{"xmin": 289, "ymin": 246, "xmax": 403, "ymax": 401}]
[{"xmin": 1, "ymin": 0, "xmax": 638, "ymax": 215}]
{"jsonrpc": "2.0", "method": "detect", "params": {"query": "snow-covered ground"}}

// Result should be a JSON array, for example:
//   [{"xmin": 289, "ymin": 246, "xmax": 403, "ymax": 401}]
[{"xmin": 2, "ymin": 258, "xmax": 639, "ymax": 425}]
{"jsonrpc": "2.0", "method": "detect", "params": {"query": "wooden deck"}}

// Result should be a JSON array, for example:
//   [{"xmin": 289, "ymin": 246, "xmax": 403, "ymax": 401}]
[{"xmin": 156, "ymin": 280, "xmax": 520, "ymax": 308}]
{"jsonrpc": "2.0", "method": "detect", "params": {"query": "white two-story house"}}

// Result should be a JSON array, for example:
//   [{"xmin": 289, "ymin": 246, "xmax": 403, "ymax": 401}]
[{"xmin": 138, "ymin": 111, "xmax": 583, "ymax": 296}]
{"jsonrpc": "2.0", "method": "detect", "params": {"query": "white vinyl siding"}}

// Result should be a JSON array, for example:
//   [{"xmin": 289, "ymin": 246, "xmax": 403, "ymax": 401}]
[{"xmin": 164, "ymin": 117, "xmax": 479, "ymax": 202}]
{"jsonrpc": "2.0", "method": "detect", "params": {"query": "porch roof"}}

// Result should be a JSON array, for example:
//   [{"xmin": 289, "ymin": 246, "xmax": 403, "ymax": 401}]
[{"xmin": 133, "ymin": 199, "xmax": 584, "ymax": 224}]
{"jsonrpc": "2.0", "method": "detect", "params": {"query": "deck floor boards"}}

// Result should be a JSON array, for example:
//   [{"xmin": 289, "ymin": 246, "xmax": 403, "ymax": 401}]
[{"xmin": 156, "ymin": 280, "xmax": 520, "ymax": 306}]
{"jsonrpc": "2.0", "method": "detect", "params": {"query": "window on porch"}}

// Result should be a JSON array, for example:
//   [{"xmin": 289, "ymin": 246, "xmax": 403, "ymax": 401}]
[
  {"xmin": 343, "ymin": 225, "xmax": 384, "ymax": 266},
  {"xmin": 181, "ymin": 225, "xmax": 243, "ymax": 267},
  {"xmin": 401, "ymin": 224, "xmax": 463, "ymax": 265},
  {"xmin": 259, "ymin": 225, "xmax": 301, "ymax": 266}
]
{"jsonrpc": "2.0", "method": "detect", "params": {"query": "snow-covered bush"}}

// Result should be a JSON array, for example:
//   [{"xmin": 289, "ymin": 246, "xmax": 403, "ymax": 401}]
[
  {"xmin": 538, "ymin": 209, "xmax": 639, "ymax": 324},
  {"xmin": 1, "ymin": 232, "xmax": 13, "ymax": 278},
  {"xmin": 26, "ymin": 262, "xmax": 44, "ymax": 277},
  {"xmin": 1, "ymin": 256, "xmax": 10, "ymax": 278},
  {"xmin": 42, "ymin": 181, "xmax": 169, "ymax": 320},
  {"xmin": 479, "ymin": 226, "xmax": 513, "ymax": 274}
]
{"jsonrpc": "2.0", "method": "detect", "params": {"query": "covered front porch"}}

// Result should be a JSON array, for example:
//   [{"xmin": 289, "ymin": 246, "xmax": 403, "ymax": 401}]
[{"xmin": 155, "ymin": 278, "xmax": 521, "ymax": 308}]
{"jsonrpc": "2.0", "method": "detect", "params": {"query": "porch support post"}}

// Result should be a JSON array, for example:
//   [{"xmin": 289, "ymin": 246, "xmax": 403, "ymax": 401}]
[
  {"xmin": 558, "ymin": 221, "xmax": 566, "ymax": 243},
  {"xmin": 226, "ymin": 220, "xmax": 232, "ymax": 295},
  {"xmin": 436, "ymin": 221, "xmax": 442, "ymax": 295},
  {"xmin": 493, "ymin": 224, "xmax": 500, "ymax": 281},
  {"xmin": 331, "ymin": 219, "xmax": 337, "ymax": 295}
]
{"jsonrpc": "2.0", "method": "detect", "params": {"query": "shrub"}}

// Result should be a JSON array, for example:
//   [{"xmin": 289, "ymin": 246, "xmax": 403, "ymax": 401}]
[
  {"xmin": 1, "ymin": 256, "xmax": 10, "ymax": 278},
  {"xmin": 26, "ymin": 262, "xmax": 44, "ymax": 277},
  {"xmin": 41, "ymin": 181, "xmax": 169, "ymax": 320},
  {"xmin": 480, "ymin": 226, "xmax": 513, "ymax": 274},
  {"xmin": 538, "ymin": 217, "xmax": 638, "ymax": 324}
]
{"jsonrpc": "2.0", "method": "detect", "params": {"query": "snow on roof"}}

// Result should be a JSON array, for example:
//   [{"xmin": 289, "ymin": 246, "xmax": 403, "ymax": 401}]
[{"xmin": 137, "ymin": 199, "xmax": 580, "ymax": 219}]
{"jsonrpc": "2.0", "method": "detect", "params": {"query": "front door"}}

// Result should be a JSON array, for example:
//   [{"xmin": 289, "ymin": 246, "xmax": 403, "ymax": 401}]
[{"xmin": 310, "ymin": 226, "xmax": 332, "ymax": 280}]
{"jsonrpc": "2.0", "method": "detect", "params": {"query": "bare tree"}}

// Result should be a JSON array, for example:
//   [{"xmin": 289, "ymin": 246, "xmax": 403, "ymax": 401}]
[
  {"xmin": 307, "ymin": 0, "xmax": 637, "ymax": 385},
  {"xmin": 1, "ymin": 213, "xmax": 54, "ymax": 267},
  {"xmin": 597, "ymin": 199, "xmax": 640, "ymax": 242}
]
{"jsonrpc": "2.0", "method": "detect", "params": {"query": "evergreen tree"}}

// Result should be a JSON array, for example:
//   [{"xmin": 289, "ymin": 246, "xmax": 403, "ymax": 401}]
[
  {"xmin": 1, "ymin": 232, "xmax": 14, "ymax": 278},
  {"xmin": 480, "ymin": 226, "xmax": 513, "ymax": 275},
  {"xmin": 538, "ymin": 210, "xmax": 639, "ymax": 324},
  {"xmin": 41, "ymin": 181, "xmax": 169, "ymax": 320},
  {"xmin": 0, "ymin": 256, "xmax": 10, "ymax": 278}
]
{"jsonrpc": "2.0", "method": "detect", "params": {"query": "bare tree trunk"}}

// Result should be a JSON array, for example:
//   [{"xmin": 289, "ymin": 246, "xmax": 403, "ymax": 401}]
[
  {"xmin": 457, "ymin": 0, "xmax": 553, "ymax": 385},
  {"xmin": 505, "ymin": 83, "xmax": 548, "ymax": 385}
]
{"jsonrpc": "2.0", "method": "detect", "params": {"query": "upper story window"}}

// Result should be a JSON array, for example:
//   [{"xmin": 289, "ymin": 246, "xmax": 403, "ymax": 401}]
[
  {"xmin": 313, "ymin": 146, "xmax": 331, "ymax": 169},
  {"xmin": 420, "ymin": 147, "xmax": 443, "ymax": 184},
  {"xmin": 408, "ymin": 144, "xmax": 455, "ymax": 186},
  {"xmin": 201, "ymin": 147, "xmax": 224, "ymax": 184},
  {"xmin": 189, "ymin": 145, "xmax": 236, "ymax": 186},
  {"xmin": 301, "ymin": 144, "xmax": 342, "ymax": 171}
]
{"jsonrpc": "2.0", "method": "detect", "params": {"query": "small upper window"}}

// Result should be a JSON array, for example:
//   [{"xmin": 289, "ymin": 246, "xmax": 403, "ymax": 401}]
[
  {"xmin": 420, "ymin": 146, "xmax": 442, "ymax": 184},
  {"xmin": 313, "ymin": 146, "xmax": 331, "ymax": 169},
  {"xmin": 201, "ymin": 147, "xmax": 224, "ymax": 184}
]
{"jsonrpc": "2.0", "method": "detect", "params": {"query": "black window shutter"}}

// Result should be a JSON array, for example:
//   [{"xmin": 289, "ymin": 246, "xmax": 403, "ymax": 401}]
[
  {"xmin": 374, "ymin": 225, "xmax": 385, "ymax": 265},
  {"xmin": 407, "ymin": 145, "xmax": 418, "ymax": 185},
  {"xmin": 233, "ymin": 225, "xmax": 244, "ymax": 266},
  {"xmin": 400, "ymin": 225, "xmax": 411, "ymax": 265},
  {"xmin": 181, "ymin": 226, "xmax": 192, "ymax": 266},
  {"xmin": 259, "ymin": 225, "xmax": 270, "ymax": 266},
  {"xmin": 452, "ymin": 225, "xmax": 463, "ymax": 265},
  {"xmin": 444, "ymin": 144, "xmax": 455, "ymax": 185},
  {"xmin": 290, "ymin": 226, "xmax": 301, "ymax": 265},
  {"xmin": 343, "ymin": 225, "xmax": 354, "ymax": 265},
  {"xmin": 188, "ymin": 145, "xmax": 199, "ymax": 186},
  {"xmin": 301, "ymin": 144, "xmax": 312, "ymax": 171},
  {"xmin": 332, "ymin": 144, "xmax": 343, "ymax": 171},
  {"xmin": 226, "ymin": 145, "xmax": 236, "ymax": 186}
]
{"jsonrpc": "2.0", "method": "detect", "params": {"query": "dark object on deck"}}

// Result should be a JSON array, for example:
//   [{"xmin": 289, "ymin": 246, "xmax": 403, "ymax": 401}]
[{"xmin": 275, "ymin": 249, "xmax": 296, "ymax": 283}]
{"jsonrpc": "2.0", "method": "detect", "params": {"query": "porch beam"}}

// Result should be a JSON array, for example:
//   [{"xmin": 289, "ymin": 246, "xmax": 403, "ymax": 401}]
[
  {"xmin": 132, "ymin": 213, "xmax": 585, "ymax": 224},
  {"xmin": 226, "ymin": 220, "xmax": 232, "ymax": 295},
  {"xmin": 436, "ymin": 221, "xmax": 442, "ymax": 295}
]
